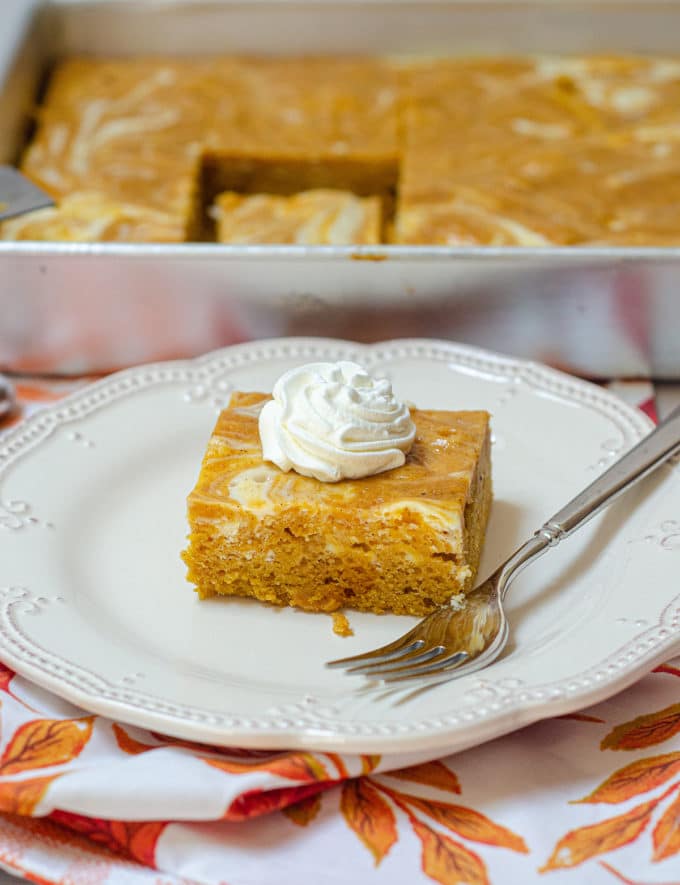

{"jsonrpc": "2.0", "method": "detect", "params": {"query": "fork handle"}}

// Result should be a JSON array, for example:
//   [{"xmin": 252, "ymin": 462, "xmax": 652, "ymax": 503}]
[{"xmin": 495, "ymin": 403, "xmax": 680, "ymax": 591}]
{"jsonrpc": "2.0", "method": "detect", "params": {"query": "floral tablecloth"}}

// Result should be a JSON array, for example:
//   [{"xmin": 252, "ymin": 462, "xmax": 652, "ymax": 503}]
[{"xmin": 0, "ymin": 376, "xmax": 677, "ymax": 885}]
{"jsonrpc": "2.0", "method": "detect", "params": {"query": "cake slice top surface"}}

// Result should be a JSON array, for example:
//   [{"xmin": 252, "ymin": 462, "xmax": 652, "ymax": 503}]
[{"xmin": 188, "ymin": 392, "xmax": 489, "ymax": 519}]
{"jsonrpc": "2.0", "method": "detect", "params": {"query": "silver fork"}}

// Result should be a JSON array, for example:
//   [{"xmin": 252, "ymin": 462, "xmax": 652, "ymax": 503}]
[{"xmin": 327, "ymin": 403, "xmax": 680, "ymax": 685}]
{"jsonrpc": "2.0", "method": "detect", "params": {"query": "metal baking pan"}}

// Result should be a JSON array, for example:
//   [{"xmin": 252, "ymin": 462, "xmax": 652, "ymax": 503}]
[{"xmin": 2, "ymin": 0, "xmax": 680, "ymax": 378}]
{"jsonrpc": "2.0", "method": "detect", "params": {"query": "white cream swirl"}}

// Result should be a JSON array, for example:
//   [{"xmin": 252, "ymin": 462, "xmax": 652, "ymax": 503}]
[{"xmin": 258, "ymin": 361, "xmax": 416, "ymax": 482}]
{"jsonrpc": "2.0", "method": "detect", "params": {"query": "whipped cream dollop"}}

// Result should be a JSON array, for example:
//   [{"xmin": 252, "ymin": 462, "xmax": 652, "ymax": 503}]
[{"xmin": 258, "ymin": 361, "xmax": 416, "ymax": 482}]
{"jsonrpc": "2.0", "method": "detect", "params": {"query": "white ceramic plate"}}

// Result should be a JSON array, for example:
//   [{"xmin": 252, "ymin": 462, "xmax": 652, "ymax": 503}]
[{"xmin": 0, "ymin": 338, "xmax": 678, "ymax": 756}]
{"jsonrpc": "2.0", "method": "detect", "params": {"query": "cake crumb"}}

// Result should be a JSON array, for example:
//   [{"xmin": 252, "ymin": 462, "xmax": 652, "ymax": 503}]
[
  {"xmin": 332, "ymin": 611, "xmax": 354, "ymax": 637},
  {"xmin": 449, "ymin": 593, "xmax": 466, "ymax": 612}
]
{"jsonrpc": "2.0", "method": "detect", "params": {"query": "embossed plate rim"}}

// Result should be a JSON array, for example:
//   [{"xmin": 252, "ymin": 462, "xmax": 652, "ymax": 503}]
[{"xmin": 0, "ymin": 337, "xmax": 678, "ymax": 755}]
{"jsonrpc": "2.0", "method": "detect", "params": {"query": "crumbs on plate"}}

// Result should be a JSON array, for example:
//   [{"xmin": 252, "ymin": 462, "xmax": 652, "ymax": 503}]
[{"xmin": 332, "ymin": 611, "xmax": 354, "ymax": 637}]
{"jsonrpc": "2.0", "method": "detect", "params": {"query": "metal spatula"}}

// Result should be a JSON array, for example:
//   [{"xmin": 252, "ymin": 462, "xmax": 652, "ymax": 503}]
[{"xmin": 0, "ymin": 167, "xmax": 54, "ymax": 221}]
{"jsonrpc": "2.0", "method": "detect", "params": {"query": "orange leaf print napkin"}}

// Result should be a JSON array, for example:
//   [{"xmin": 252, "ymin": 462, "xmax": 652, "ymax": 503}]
[{"xmin": 0, "ymin": 659, "xmax": 679, "ymax": 885}]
